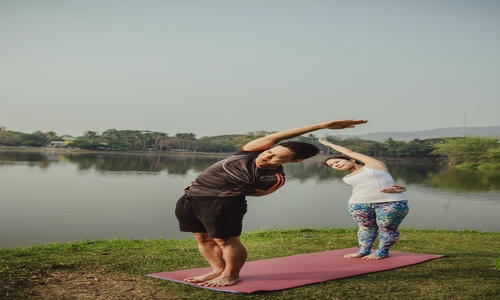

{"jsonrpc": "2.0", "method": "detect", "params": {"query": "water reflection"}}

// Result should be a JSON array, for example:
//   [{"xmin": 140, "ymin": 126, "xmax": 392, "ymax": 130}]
[
  {"xmin": 424, "ymin": 167, "xmax": 500, "ymax": 192},
  {"xmin": 0, "ymin": 150, "xmax": 222, "ymax": 175},
  {"xmin": 2, "ymin": 150, "xmax": 498, "ymax": 191},
  {"xmin": 0, "ymin": 150, "xmax": 498, "ymax": 248}
]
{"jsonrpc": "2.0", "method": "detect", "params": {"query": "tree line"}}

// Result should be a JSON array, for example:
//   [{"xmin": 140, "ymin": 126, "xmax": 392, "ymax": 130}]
[{"xmin": 0, "ymin": 128, "xmax": 498, "ymax": 170}]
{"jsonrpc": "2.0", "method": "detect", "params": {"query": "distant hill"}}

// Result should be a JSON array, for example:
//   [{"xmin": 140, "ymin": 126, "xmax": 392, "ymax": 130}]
[{"xmin": 339, "ymin": 126, "xmax": 500, "ymax": 142}]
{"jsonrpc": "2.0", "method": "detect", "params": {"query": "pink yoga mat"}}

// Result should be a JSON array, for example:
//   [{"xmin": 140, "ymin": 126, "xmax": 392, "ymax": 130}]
[{"xmin": 147, "ymin": 248, "xmax": 443, "ymax": 293}]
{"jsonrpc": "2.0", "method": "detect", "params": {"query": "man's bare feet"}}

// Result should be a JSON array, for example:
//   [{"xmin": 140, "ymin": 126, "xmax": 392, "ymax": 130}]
[
  {"xmin": 344, "ymin": 252, "xmax": 365, "ymax": 258},
  {"xmin": 198, "ymin": 275, "xmax": 240, "ymax": 287},
  {"xmin": 184, "ymin": 271, "xmax": 220, "ymax": 283},
  {"xmin": 362, "ymin": 253, "xmax": 384, "ymax": 260}
]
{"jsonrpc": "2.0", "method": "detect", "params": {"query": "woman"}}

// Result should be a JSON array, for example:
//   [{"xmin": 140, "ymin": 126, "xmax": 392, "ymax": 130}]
[{"xmin": 319, "ymin": 138, "xmax": 409, "ymax": 260}]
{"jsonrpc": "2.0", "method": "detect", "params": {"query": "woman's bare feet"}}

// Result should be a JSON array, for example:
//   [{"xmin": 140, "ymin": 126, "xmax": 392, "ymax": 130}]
[
  {"xmin": 344, "ymin": 252, "xmax": 365, "ymax": 258},
  {"xmin": 198, "ymin": 275, "xmax": 240, "ymax": 287},
  {"xmin": 362, "ymin": 253, "xmax": 384, "ymax": 260}
]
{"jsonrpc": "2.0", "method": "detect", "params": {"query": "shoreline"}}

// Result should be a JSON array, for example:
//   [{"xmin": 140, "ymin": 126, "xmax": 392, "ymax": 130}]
[
  {"xmin": 0, "ymin": 145, "xmax": 232, "ymax": 157},
  {"xmin": 1, "ymin": 227, "xmax": 498, "ymax": 250}
]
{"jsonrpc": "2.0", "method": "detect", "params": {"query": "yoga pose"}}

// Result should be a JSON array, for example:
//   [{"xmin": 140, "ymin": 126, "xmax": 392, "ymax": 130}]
[
  {"xmin": 174, "ymin": 119, "xmax": 367, "ymax": 287},
  {"xmin": 319, "ymin": 138, "xmax": 409, "ymax": 260}
]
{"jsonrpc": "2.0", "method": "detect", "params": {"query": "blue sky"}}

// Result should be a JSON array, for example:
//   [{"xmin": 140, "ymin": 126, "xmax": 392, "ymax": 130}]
[{"xmin": 1, "ymin": 0, "xmax": 499, "ymax": 137}]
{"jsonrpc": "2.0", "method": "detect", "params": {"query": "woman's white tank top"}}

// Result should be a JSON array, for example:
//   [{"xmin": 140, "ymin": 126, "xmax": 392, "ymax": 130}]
[{"xmin": 342, "ymin": 167, "xmax": 407, "ymax": 204}]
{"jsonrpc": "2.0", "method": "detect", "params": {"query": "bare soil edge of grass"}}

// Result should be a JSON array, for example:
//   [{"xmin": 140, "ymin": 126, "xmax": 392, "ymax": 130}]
[{"xmin": 20, "ymin": 269, "xmax": 177, "ymax": 300}]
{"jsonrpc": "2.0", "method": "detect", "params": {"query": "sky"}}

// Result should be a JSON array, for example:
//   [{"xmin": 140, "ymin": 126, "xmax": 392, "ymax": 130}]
[{"xmin": 1, "ymin": 0, "xmax": 499, "ymax": 138}]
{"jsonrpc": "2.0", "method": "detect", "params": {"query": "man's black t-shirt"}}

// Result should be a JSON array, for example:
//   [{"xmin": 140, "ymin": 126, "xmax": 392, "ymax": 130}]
[{"xmin": 186, "ymin": 151, "xmax": 285, "ymax": 198}]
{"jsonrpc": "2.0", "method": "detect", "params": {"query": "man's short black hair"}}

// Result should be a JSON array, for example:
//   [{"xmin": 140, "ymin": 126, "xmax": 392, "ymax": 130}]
[{"xmin": 276, "ymin": 141, "xmax": 319, "ymax": 160}]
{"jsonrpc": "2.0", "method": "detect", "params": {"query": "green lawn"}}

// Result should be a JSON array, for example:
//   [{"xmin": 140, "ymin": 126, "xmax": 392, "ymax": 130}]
[{"xmin": 1, "ymin": 228, "xmax": 499, "ymax": 299}]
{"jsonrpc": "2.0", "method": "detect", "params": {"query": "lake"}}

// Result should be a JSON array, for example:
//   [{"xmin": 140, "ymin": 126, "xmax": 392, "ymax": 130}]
[{"xmin": 1, "ymin": 149, "xmax": 499, "ymax": 248}]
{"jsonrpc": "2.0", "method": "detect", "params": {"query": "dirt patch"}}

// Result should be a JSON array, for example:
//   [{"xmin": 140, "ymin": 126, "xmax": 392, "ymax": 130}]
[{"xmin": 26, "ymin": 269, "xmax": 177, "ymax": 299}]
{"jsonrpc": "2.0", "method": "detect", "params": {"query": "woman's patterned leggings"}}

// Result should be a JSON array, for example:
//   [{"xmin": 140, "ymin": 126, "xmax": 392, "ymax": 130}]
[{"xmin": 347, "ymin": 201, "xmax": 409, "ymax": 258}]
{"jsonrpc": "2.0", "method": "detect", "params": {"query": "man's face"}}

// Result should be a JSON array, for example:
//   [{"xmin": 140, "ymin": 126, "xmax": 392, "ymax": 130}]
[{"xmin": 255, "ymin": 145, "xmax": 299, "ymax": 168}]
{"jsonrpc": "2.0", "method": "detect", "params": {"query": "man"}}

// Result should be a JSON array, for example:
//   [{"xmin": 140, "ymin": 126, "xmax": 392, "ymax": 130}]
[{"xmin": 175, "ymin": 119, "xmax": 367, "ymax": 287}]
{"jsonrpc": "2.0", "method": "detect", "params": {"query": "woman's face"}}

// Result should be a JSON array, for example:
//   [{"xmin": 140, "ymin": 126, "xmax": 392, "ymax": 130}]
[{"xmin": 325, "ymin": 158, "xmax": 355, "ymax": 171}]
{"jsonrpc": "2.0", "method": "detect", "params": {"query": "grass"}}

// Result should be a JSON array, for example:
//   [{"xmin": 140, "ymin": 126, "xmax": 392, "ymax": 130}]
[{"xmin": 1, "ymin": 228, "xmax": 499, "ymax": 299}]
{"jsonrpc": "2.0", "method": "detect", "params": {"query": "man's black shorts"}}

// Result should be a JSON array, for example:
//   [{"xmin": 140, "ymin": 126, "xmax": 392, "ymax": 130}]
[{"xmin": 175, "ymin": 194, "xmax": 247, "ymax": 239}]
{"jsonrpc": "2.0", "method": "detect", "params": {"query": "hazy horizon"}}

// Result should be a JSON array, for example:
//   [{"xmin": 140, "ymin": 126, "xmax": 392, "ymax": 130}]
[
  {"xmin": 1, "ymin": 1, "xmax": 499, "ymax": 137},
  {"xmin": 2, "ymin": 124, "xmax": 498, "ymax": 139}
]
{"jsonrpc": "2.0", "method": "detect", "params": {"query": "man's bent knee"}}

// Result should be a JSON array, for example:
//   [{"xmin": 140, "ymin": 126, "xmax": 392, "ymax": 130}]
[
  {"xmin": 193, "ymin": 232, "xmax": 213, "ymax": 243},
  {"xmin": 213, "ymin": 236, "xmax": 242, "ymax": 248}
]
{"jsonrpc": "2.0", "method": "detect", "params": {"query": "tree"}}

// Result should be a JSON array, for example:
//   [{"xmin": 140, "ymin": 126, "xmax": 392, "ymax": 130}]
[
  {"xmin": 407, "ymin": 139, "xmax": 434, "ymax": 157},
  {"xmin": 22, "ymin": 131, "xmax": 48, "ymax": 147},
  {"xmin": 43, "ymin": 131, "xmax": 59, "ymax": 141},
  {"xmin": 382, "ymin": 138, "xmax": 408, "ymax": 157},
  {"xmin": 73, "ymin": 131, "xmax": 102, "ymax": 150},
  {"xmin": 431, "ymin": 137, "xmax": 500, "ymax": 169},
  {"xmin": 0, "ymin": 130, "xmax": 24, "ymax": 146}
]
